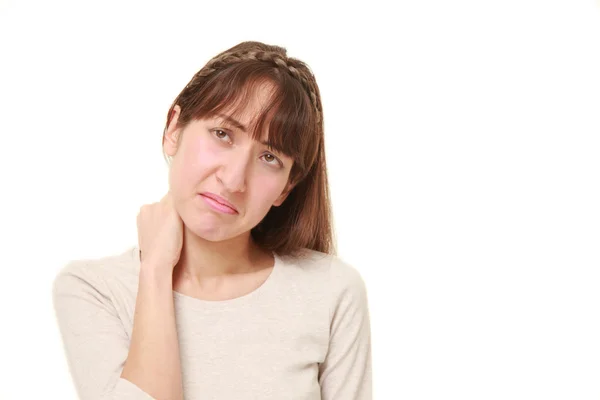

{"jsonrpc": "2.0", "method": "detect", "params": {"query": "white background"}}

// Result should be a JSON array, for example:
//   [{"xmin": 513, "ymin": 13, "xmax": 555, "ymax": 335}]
[{"xmin": 1, "ymin": 0, "xmax": 599, "ymax": 399}]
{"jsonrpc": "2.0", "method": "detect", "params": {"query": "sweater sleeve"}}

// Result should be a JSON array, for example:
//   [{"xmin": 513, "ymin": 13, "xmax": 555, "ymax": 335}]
[
  {"xmin": 318, "ymin": 258, "xmax": 373, "ymax": 400},
  {"xmin": 52, "ymin": 261, "xmax": 155, "ymax": 400}
]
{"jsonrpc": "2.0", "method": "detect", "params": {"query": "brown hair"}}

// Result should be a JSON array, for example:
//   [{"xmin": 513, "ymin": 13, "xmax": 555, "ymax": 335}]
[{"xmin": 161, "ymin": 41, "xmax": 335, "ymax": 256}]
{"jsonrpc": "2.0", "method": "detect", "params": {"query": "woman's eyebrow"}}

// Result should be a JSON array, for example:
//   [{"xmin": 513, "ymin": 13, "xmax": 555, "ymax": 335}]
[
  {"xmin": 216, "ymin": 113, "xmax": 247, "ymax": 132},
  {"xmin": 216, "ymin": 113, "xmax": 284, "ymax": 153}
]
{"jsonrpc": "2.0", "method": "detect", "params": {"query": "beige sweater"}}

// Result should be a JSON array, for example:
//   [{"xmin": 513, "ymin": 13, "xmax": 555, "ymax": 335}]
[{"xmin": 52, "ymin": 245, "xmax": 372, "ymax": 399}]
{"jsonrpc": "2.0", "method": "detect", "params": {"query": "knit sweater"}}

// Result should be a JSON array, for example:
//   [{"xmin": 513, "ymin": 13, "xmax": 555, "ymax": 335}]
[{"xmin": 52, "ymin": 245, "xmax": 372, "ymax": 400}]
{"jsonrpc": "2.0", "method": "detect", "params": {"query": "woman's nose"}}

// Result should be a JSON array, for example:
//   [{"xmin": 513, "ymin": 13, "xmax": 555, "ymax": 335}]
[{"xmin": 216, "ymin": 151, "xmax": 250, "ymax": 193}]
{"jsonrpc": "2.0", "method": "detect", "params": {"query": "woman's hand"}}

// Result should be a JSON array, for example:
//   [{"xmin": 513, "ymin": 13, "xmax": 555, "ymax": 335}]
[{"xmin": 137, "ymin": 191, "xmax": 184, "ymax": 273}]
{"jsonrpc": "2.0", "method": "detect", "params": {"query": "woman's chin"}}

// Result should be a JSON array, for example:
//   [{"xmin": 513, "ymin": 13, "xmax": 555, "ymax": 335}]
[{"xmin": 185, "ymin": 221, "xmax": 238, "ymax": 242}]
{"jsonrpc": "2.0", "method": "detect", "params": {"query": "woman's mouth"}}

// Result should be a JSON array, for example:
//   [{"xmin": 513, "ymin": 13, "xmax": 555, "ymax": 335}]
[{"xmin": 198, "ymin": 193, "xmax": 238, "ymax": 214}]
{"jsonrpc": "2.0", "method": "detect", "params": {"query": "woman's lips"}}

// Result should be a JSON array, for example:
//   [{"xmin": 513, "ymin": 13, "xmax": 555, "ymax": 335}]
[{"xmin": 199, "ymin": 193, "xmax": 238, "ymax": 214}]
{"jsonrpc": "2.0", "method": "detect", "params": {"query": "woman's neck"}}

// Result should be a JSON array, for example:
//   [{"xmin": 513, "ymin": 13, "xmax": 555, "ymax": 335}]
[{"xmin": 172, "ymin": 225, "xmax": 271, "ymax": 286}]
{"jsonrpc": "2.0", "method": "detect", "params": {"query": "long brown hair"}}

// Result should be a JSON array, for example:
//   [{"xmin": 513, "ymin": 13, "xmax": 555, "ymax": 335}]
[{"xmin": 162, "ymin": 41, "xmax": 335, "ymax": 256}]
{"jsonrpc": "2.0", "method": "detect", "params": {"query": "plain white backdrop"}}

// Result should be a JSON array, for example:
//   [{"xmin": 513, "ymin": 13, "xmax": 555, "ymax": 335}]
[{"xmin": 1, "ymin": 0, "xmax": 599, "ymax": 399}]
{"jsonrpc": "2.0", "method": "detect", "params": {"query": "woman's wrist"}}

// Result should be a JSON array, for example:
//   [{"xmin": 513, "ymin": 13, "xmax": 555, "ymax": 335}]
[{"xmin": 139, "ymin": 263, "xmax": 174, "ymax": 287}]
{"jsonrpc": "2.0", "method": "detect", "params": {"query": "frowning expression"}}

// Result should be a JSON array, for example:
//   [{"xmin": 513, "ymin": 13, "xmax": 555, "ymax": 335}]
[{"xmin": 163, "ymin": 85, "xmax": 295, "ymax": 242}]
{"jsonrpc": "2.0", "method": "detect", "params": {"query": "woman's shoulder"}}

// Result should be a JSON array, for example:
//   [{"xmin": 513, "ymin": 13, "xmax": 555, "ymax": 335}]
[
  {"xmin": 52, "ymin": 245, "xmax": 140, "ymax": 299},
  {"xmin": 52, "ymin": 247, "xmax": 141, "ymax": 354},
  {"xmin": 281, "ymin": 249, "xmax": 369, "ymax": 326},
  {"xmin": 280, "ymin": 248, "xmax": 367, "ymax": 293}
]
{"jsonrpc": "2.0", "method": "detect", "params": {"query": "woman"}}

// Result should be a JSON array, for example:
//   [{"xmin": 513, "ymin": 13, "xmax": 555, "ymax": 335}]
[{"xmin": 53, "ymin": 41, "xmax": 372, "ymax": 400}]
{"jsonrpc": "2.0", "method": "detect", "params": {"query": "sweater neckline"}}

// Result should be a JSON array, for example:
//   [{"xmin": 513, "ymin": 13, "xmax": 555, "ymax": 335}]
[{"xmin": 130, "ymin": 245, "xmax": 281, "ymax": 310}]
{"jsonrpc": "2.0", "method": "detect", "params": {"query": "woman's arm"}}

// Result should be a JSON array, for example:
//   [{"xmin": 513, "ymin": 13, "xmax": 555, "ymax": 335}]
[
  {"xmin": 318, "ymin": 258, "xmax": 373, "ymax": 400},
  {"xmin": 53, "ymin": 261, "xmax": 183, "ymax": 400},
  {"xmin": 121, "ymin": 264, "xmax": 184, "ymax": 400}
]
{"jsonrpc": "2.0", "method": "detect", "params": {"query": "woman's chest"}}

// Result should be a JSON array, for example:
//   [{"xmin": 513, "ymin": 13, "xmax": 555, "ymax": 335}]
[{"xmin": 173, "ymin": 305, "xmax": 329, "ymax": 399}]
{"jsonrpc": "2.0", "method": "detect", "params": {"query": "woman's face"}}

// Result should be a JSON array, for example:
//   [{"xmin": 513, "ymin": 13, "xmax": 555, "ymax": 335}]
[{"xmin": 163, "ymin": 86, "xmax": 294, "ymax": 242}]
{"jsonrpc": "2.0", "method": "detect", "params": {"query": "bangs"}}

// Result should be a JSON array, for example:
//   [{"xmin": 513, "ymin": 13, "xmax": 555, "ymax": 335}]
[{"xmin": 183, "ymin": 62, "xmax": 318, "ymax": 175}]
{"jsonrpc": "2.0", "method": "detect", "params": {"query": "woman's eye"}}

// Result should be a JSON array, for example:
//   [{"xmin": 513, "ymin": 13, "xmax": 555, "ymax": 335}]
[
  {"xmin": 262, "ymin": 153, "xmax": 281, "ymax": 166},
  {"xmin": 213, "ymin": 129, "xmax": 231, "ymax": 142}
]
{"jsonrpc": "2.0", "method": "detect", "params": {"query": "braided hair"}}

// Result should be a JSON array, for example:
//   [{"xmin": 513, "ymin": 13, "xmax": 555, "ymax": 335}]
[{"xmin": 197, "ymin": 48, "xmax": 322, "ymax": 123}]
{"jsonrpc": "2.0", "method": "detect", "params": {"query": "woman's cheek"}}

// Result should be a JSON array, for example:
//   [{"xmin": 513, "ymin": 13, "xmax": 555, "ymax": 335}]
[{"xmin": 263, "ymin": 179, "xmax": 288, "ymax": 205}]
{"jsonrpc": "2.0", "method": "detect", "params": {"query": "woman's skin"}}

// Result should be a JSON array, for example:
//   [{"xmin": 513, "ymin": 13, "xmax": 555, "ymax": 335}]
[
  {"xmin": 121, "ymin": 82, "xmax": 297, "ymax": 399},
  {"xmin": 121, "ymin": 192, "xmax": 185, "ymax": 400}
]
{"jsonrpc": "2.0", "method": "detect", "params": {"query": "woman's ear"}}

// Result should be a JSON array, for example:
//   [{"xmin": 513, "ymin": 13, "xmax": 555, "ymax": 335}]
[{"xmin": 163, "ymin": 105, "xmax": 182, "ymax": 157}]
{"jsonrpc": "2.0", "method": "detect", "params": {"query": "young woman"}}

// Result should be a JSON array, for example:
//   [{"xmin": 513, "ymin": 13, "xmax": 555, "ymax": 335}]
[{"xmin": 53, "ymin": 41, "xmax": 372, "ymax": 400}]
